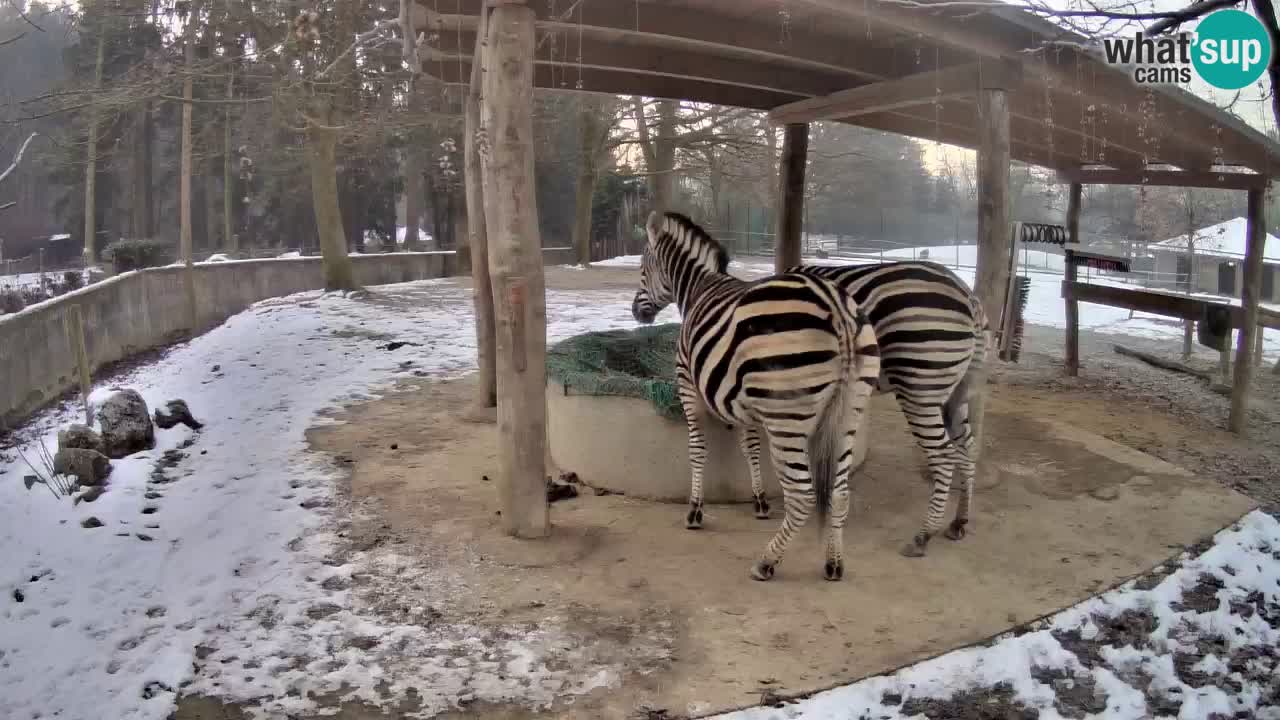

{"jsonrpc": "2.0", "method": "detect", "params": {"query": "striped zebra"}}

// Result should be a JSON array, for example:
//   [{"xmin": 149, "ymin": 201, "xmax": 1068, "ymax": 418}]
[
  {"xmin": 631, "ymin": 212, "xmax": 882, "ymax": 581},
  {"xmin": 783, "ymin": 260, "xmax": 990, "ymax": 558}
]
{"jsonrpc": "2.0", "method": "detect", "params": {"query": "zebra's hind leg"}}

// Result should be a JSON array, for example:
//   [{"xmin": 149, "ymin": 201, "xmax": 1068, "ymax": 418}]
[
  {"xmin": 752, "ymin": 433, "xmax": 815, "ymax": 581},
  {"xmin": 945, "ymin": 443, "xmax": 976, "ymax": 541},
  {"xmin": 900, "ymin": 406, "xmax": 955, "ymax": 558},
  {"xmin": 823, "ymin": 428, "xmax": 857, "ymax": 581},
  {"xmin": 738, "ymin": 426, "xmax": 770, "ymax": 519}
]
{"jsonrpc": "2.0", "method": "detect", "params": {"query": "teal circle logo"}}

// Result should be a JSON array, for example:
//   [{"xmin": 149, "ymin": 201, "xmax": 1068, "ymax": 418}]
[{"xmin": 1192, "ymin": 9, "xmax": 1272, "ymax": 90}]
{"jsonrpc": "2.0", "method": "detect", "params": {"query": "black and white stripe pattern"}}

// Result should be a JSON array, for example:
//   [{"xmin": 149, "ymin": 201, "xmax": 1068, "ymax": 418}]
[
  {"xmin": 786, "ymin": 260, "xmax": 990, "ymax": 557},
  {"xmin": 631, "ymin": 212, "xmax": 881, "ymax": 582}
]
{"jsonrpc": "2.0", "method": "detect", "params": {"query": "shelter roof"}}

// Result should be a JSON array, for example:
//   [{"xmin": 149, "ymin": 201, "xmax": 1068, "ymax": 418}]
[{"xmin": 415, "ymin": 0, "xmax": 1280, "ymax": 180}]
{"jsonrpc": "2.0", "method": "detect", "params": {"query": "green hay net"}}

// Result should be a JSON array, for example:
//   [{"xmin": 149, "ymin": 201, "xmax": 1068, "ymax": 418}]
[{"xmin": 546, "ymin": 323, "xmax": 683, "ymax": 420}]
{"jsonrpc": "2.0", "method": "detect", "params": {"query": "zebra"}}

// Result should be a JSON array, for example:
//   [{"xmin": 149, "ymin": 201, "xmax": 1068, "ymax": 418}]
[
  {"xmin": 776, "ymin": 259, "xmax": 991, "ymax": 559},
  {"xmin": 630, "ymin": 211, "xmax": 882, "ymax": 582}
]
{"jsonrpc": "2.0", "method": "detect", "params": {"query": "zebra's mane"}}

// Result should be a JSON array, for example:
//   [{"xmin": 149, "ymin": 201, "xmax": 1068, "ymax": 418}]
[{"xmin": 658, "ymin": 211, "xmax": 730, "ymax": 274}]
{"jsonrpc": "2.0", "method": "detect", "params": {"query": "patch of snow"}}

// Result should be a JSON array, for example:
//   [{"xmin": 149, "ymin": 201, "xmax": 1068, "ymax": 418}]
[
  {"xmin": 0, "ymin": 279, "xmax": 645, "ymax": 720},
  {"xmin": 276, "ymin": 250, "xmax": 301, "ymax": 259},
  {"xmin": 712, "ymin": 510, "xmax": 1280, "ymax": 720},
  {"xmin": 204, "ymin": 253, "xmax": 232, "ymax": 263}
]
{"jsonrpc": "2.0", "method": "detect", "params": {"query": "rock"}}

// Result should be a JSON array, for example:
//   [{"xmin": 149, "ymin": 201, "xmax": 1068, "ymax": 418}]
[
  {"xmin": 96, "ymin": 389, "xmax": 155, "ymax": 458},
  {"xmin": 153, "ymin": 399, "xmax": 203, "ymax": 430},
  {"xmin": 81, "ymin": 516, "xmax": 104, "ymax": 529},
  {"xmin": 58, "ymin": 424, "xmax": 104, "ymax": 454},
  {"xmin": 54, "ymin": 448, "xmax": 112, "ymax": 486}
]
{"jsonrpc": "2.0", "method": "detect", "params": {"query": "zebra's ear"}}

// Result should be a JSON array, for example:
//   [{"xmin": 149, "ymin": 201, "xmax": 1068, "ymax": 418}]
[{"xmin": 645, "ymin": 210, "xmax": 662, "ymax": 245}]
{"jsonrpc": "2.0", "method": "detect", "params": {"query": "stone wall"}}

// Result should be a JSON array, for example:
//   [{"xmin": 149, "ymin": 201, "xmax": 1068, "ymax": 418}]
[{"xmin": 1, "ymin": 249, "xmax": 574, "ymax": 427}]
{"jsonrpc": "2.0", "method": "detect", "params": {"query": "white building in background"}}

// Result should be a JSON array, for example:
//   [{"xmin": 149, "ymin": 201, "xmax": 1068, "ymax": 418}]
[{"xmin": 1149, "ymin": 217, "xmax": 1280, "ymax": 304}]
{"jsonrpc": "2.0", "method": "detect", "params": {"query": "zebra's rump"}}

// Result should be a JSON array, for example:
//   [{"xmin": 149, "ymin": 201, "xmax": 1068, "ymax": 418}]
[
  {"xmin": 680, "ymin": 274, "xmax": 850, "ymax": 426},
  {"xmin": 789, "ymin": 261, "xmax": 982, "ymax": 404}
]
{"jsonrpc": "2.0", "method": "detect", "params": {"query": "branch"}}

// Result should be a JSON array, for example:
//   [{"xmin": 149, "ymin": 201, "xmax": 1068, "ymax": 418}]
[
  {"xmin": 0, "ymin": 31, "xmax": 26, "ymax": 47},
  {"xmin": 0, "ymin": 201, "xmax": 15, "ymax": 211},
  {"xmin": 1145, "ymin": 0, "xmax": 1246, "ymax": 34},
  {"xmin": 399, "ymin": 0, "xmax": 421, "ymax": 75},
  {"xmin": 0, "ymin": 132, "xmax": 38, "ymax": 185},
  {"xmin": 316, "ymin": 19, "xmax": 397, "ymax": 78}
]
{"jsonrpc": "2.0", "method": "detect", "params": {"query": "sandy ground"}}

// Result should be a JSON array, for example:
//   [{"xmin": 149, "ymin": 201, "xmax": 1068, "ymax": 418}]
[{"xmin": 170, "ymin": 265, "xmax": 1279, "ymax": 719}]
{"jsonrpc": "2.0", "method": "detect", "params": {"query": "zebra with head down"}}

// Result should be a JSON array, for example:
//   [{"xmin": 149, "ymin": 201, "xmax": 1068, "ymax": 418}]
[{"xmin": 631, "ymin": 211, "xmax": 881, "ymax": 581}]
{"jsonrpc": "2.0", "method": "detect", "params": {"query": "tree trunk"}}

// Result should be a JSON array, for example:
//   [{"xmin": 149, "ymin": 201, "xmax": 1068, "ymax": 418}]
[
  {"xmin": 307, "ymin": 122, "xmax": 357, "ymax": 291},
  {"xmin": 180, "ymin": 8, "xmax": 197, "ymax": 328},
  {"xmin": 403, "ymin": 83, "xmax": 425, "ymax": 252},
  {"xmin": 83, "ymin": 30, "xmax": 106, "ymax": 265},
  {"xmin": 651, "ymin": 100, "xmax": 677, "ymax": 213},
  {"xmin": 774, "ymin": 123, "xmax": 808, "ymax": 273},
  {"xmin": 571, "ymin": 100, "xmax": 604, "ymax": 266},
  {"xmin": 465, "ymin": 4, "xmax": 496, "ymax": 411},
  {"xmin": 481, "ymin": 2, "xmax": 549, "ymax": 538},
  {"xmin": 224, "ymin": 73, "xmax": 236, "ymax": 254},
  {"xmin": 130, "ymin": 105, "xmax": 151, "ymax": 239}
]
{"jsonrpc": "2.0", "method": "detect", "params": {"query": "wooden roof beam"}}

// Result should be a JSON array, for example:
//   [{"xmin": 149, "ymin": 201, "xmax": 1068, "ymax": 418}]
[
  {"xmin": 1056, "ymin": 168, "xmax": 1271, "ymax": 190},
  {"xmin": 791, "ymin": 0, "xmax": 1035, "ymax": 60},
  {"xmin": 878, "ymin": 99, "xmax": 1151, "ymax": 171},
  {"xmin": 417, "ymin": 4, "xmax": 923, "ymax": 84},
  {"xmin": 424, "ymin": 57, "xmax": 801, "ymax": 110},
  {"xmin": 851, "ymin": 110, "xmax": 1091, "ymax": 172},
  {"xmin": 425, "ymin": 31, "xmax": 859, "ymax": 100},
  {"xmin": 769, "ymin": 60, "xmax": 1021, "ymax": 125}
]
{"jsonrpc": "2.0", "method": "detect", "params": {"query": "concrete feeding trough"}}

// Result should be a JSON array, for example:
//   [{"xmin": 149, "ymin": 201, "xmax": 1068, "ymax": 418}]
[{"xmin": 545, "ymin": 325, "xmax": 868, "ymax": 503}]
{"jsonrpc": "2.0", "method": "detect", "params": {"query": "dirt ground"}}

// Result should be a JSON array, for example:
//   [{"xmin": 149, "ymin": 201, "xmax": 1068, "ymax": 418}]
[{"xmin": 177, "ymin": 266, "xmax": 1279, "ymax": 720}]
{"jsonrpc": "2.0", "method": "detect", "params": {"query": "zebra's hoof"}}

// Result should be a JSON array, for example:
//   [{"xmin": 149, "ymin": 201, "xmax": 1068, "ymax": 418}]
[
  {"xmin": 685, "ymin": 506, "xmax": 704, "ymax": 529},
  {"xmin": 752, "ymin": 494, "xmax": 771, "ymax": 519},
  {"xmin": 900, "ymin": 535, "xmax": 929, "ymax": 558},
  {"xmin": 944, "ymin": 519, "xmax": 968, "ymax": 541},
  {"xmin": 750, "ymin": 561, "xmax": 776, "ymax": 581},
  {"xmin": 824, "ymin": 559, "xmax": 844, "ymax": 581}
]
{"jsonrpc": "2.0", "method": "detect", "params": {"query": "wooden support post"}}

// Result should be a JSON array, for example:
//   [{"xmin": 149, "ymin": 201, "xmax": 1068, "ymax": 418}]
[
  {"xmin": 64, "ymin": 305, "xmax": 92, "ymax": 427},
  {"xmin": 481, "ymin": 1, "xmax": 549, "ymax": 538},
  {"xmin": 1064, "ymin": 182, "xmax": 1082, "ymax": 376},
  {"xmin": 464, "ymin": 5, "xmax": 497, "ymax": 415},
  {"xmin": 1229, "ymin": 186, "xmax": 1267, "ymax": 433},
  {"xmin": 774, "ymin": 122, "xmax": 808, "ymax": 274},
  {"xmin": 970, "ymin": 84, "xmax": 1011, "ymax": 454}
]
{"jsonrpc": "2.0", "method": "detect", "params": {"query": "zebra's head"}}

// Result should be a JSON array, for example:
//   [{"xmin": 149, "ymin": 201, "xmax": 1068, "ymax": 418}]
[{"xmin": 631, "ymin": 210, "xmax": 728, "ymax": 324}]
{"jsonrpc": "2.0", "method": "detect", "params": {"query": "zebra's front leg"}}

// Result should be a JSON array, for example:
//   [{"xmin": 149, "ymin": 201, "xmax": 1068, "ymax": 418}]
[
  {"xmin": 752, "ymin": 432, "xmax": 815, "ymax": 581},
  {"xmin": 738, "ymin": 426, "xmax": 769, "ymax": 519},
  {"xmin": 677, "ymin": 370, "xmax": 707, "ymax": 529}
]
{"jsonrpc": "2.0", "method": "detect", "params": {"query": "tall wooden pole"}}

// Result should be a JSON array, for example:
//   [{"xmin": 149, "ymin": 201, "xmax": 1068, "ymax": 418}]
[
  {"xmin": 1064, "ymin": 182, "xmax": 1082, "ymax": 376},
  {"xmin": 774, "ymin": 122, "xmax": 808, "ymax": 273},
  {"xmin": 481, "ymin": 1, "xmax": 549, "ymax": 538},
  {"xmin": 970, "ymin": 85, "xmax": 1011, "ymax": 452},
  {"xmin": 1229, "ymin": 186, "xmax": 1267, "ymax": 433},
  {"xmin": 465, "ymin": 6, "xmax": 497, "ymax": 412}
]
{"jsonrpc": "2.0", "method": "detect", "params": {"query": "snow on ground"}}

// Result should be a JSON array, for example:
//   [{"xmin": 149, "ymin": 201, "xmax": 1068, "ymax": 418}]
[
  {"xmin": 2, "ymin": 263, "xmax": 1277, "ymax": 720},
  {"xmin": 713, "ymin": 509, "xmax": 1280, "ymax": 720},
  {"xmin": 0, "ymin": 280, "xmax": 638, "ymax": 720}
]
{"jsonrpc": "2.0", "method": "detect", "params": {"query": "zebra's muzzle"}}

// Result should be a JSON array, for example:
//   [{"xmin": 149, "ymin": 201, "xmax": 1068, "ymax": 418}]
[{"xmin": 632, "ymin": 293, "xmax": 658, "ymax": 324}]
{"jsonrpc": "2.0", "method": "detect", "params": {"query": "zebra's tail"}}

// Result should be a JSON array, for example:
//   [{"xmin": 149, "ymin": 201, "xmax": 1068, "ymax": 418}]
[{"xmin": 810, "ymin": 301, "xmax": 881, "ymax": 526}]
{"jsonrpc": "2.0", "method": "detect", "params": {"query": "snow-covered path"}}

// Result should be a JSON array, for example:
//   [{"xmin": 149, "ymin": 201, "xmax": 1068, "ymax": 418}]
[{"xmin": 0, "ymin": 280, "xmax": 638, "ymax": 720}]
